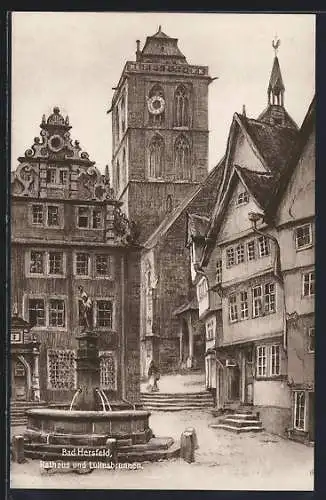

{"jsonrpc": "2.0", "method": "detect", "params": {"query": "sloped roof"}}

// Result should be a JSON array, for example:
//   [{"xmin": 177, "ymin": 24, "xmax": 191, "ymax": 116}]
[
  {"xmin": 242, "ymin": 117, "xmax": 299, "ymax": 176},
  {"xmin": 143, "ymin": 157, "xmax": 226, "ymax": 250},
  {"xmin": 173, "ymin": 296, "xmax": 198, "ymax": 316},
  {"xmin": 268, "ymin": 56, "xmax": 285, "ymax": 94},
  {"xmin": 188, "ymin": 213, "xmax": 210, "ymax": 240},
  {"xmin": 258, "ymin": 105, "xmax": 298, "ymax": 130},
  {"xmin": 235, "ymin": 166, "xmax": 275, "ymax": 212},
  {"xmin": 141, "ymin": 27, "xmax": 187, "ymax": 61},
  {"xmin": 267, "ymin": 95, "xmax": 315, "ymax": 215}
]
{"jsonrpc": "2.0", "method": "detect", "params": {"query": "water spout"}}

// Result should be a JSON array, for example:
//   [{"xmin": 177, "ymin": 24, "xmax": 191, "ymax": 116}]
[
  {"xmin": 95, "ymin": 388, "xmax": 106, "ymax": 412},
  {"xmin": 99, "ymin": 389, "xmax": 112, "ymax": 411},
  {"xmin": 70, "ymin": 388, "xmax": 82, "ymax": 411}
]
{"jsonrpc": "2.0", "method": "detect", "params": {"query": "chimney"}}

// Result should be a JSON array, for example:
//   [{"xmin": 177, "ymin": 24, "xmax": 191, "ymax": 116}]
[
  {"xmin": 242, "ymin": 105, "xmax": 247, "ymax": 118},
  {"xmin": 136, "ymin": 40, "xmax": 141, "ymax": 61}
]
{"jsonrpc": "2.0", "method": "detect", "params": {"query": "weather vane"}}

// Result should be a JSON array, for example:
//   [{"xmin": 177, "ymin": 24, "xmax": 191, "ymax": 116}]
[{"xmin": 272, "ymin": 35, "xmax": 281, "ymax": 56}]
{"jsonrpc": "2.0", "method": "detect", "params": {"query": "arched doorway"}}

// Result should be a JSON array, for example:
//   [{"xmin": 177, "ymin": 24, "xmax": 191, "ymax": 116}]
[{"xmin": 11, "ymin": 356, "xmax": 31, "ymax": 401}]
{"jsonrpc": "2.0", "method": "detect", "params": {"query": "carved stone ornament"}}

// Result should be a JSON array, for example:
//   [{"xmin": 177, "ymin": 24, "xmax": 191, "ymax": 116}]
[{"xmin": 113, "ymin": 207, "xmax": 140, "ymax": 245}]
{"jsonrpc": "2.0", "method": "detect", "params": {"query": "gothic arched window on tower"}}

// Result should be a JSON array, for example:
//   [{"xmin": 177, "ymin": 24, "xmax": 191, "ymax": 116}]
[
  {"xmin": 148, "ymin": 134, "xmax": 164, "ymax": 179},
  {"xmin": 175, "ymin": 135, "xmax": 191, "ymax": 180},
  {"xmin": 174, "ymin": 85, "xmax": 190, "ymax": 128},
  {"xmin": 148, "ymin": 84, "xmax": 165, "ymax": 127}
]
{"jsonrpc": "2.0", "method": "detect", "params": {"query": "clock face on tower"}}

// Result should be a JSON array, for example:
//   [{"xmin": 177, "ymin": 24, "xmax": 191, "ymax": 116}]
[
  {"xmin": 48, "ymin": 134, "xmax": 64, "ymax": 153},
  {"xmin": 147, "ymin": 95, "xmax": 165, "ymax": 115}
]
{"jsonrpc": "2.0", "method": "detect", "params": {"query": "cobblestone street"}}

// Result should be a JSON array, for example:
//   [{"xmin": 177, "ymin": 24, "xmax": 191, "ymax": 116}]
[{"xmin": 11, "ymin": 410, "xmax": 314, "ymax": 490}]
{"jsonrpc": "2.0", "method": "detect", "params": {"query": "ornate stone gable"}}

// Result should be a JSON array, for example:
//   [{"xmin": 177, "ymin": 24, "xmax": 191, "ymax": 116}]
[{"xmin": 12, "ymin": 106, "xmax": 115, "ymax": 203}]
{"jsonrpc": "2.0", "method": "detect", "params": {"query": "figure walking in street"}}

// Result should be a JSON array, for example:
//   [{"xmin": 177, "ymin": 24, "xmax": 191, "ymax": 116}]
[{"xmin": 147, "ymin": 360, "xmax": 160, "ymax": 392}]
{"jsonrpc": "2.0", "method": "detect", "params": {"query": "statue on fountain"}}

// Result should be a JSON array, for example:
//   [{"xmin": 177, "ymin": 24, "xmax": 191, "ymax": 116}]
[{"xmin": 78, "ymin": 286, "xmax": 93, "ymax": 331}]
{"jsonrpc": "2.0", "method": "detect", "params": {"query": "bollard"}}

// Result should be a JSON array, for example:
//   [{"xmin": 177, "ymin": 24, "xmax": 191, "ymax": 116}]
[
  {"xmin": 106, "ymin": 438, "xmax": 117, "ymax": 463},
  {"xmin": 180, "ymin": 431, "xmax": 195, "ymax": 463},
  {"xmin": 185, "ymin": 427, "xmax": 199, "ymax": 450},
  {"xmin": 12, "ymin": 435, "xmax": 26, "ymax": 464}
]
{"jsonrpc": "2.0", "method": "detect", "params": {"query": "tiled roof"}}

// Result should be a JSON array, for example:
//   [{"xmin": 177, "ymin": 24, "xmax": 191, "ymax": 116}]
[
  {"xmin": 173, "ymin": 296, "xmax": 198, "ymax": 316},
  {"xmin": 258, "ymin": 105, "xmax": 298, "ymax": 130},
  {"xmin": 235, "ymin": 166, "xmax": 275, "ymax": 212},
  {"xmin": 266, "ymin": 95, "xmax": 315, "ymax": 215},
  {"xmin": 188, "ymin": 213, "xmax": 210, "ymax": 240},
  {"xmin": 243, "ymin": 117, "xmax": 299, "ymax": 176},
  {"xmin": 143, "ymin": 157, "xmax": 225, "ymax": 249},
  {"xmin": 141, "ymin": 27, "xmax": 186, "ymax": 60}
]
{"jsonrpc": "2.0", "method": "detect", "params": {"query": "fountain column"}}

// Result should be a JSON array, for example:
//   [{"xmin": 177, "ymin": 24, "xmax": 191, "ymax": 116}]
[{"xmin": 75, "ymin": 329, "xmax": 101, "ymax": 410}]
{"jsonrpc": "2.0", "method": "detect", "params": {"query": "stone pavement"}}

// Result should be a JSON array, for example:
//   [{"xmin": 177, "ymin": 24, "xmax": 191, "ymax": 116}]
[
  {"xmin": 141, "ymin": 372, "xmax": 206, "ymax": 394},
  {"xmin": 11, "ymin": 410, "xmax": 314, "ymax": 490}
]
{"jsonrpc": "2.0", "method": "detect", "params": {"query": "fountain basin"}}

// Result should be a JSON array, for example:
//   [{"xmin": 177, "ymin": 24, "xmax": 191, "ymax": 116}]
[
  {"xmin": 25, "ymin": 408, "xmax": 152, "ymax": 445},
  {"xmin": 22, "ymin": 407, "xmax": 180, "ymax": 463}
]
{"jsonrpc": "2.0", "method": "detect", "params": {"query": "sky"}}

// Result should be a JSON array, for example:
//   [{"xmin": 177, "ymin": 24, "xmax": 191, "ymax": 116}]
[{"xmin": 11, "ymin": 12, "xmax": 315, "ymax": 173}]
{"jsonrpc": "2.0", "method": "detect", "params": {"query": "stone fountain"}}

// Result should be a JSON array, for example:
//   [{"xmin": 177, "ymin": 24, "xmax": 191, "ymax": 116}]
[{"xmin": 23, "ymin": 288, "xmax": 179, "ymax": 463}]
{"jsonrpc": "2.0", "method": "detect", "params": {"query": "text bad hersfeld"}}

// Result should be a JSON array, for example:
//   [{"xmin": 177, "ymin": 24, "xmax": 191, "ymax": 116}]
[{"xmin": 62, "ymin": 448, "xmax": 112, "ymax": 457}]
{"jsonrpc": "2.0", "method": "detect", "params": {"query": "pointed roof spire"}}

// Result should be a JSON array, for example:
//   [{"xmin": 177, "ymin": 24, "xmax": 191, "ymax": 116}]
[{"xmin": 268, "ymin": 37, "xmax": 285, "ymax": 105}]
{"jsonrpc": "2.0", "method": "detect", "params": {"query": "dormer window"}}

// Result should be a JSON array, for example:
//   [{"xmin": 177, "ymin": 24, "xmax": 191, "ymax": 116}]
[{"xmin": 236, "ymin": 191, "xmax": 249, "ymax": 206}]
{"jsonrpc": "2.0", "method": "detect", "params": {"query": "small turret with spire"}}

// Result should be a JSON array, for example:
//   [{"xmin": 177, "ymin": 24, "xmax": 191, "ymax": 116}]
[
  {"xmin": 258, "ymin": 37, "xmax": 298, "ymax": 129},
  {"xmin": 268, "ymin": 37, "xmax": 285, "ymax": 106}
]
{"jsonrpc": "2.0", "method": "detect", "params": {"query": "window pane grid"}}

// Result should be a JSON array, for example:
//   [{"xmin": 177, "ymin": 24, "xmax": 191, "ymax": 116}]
[
  {"xmin": 76, "ymin": 253, "xmax": 89, "ymax": 276},
  {"xmin": 48, "ymin": 350, "xmax": 76, "ymax": 390},
  {"xmin": 49, "ymin": 299, "xmax": 65, "ymax": 327},
  {"xmin": 30, "ymin": 251, "xmax": 45, "ymax": 274},
  {"xmin": 295, "ymin": 224, "xmax": 312, "ymax": 249},
  {"xmin": 257, "ymin": 346, "xmax": 267, "ymax": 377},
  {"xmin": 253, "ymin": 285, "xmax": 263, "ymax": 317},
  {"xmin": 247, "ymin": 241, "xmax": 256, "ymax": 261},
  {"xmin": 29, "ymin": 299, "xmax": 45, "ymax": 327},
  {"xmin": 258, "ymin": 236, "xmax": 270, "ymax": 257},
  {"xmin": 294, "ymin": 391, "xmax": 306, "ymax": 430},
  {"xmin": 270, "ymin": 345, "xmax": 280, "ymax": 375},
  {"xmin": 100, "ymin": 353, "xmax": 116, "ymax": 390},
  {"xmin": 264, "ymin": 283, "xmax": 276, "ymax": 314},
  {"xmin": 47, "ymin": 206, "xmax": 59, "ymax": 226},
  {"xmin": 240, "ymin": 291, "xmax": 249, "ymax": 320},
  {"xmin": 96, "ymin": 255, "xmax": 111, "ymax": 276},
  {"xmin": 49, "ymin": 252, "xmax": 63, "ymax": 275},
  {"xmin": 92, "ymin": 209, "xmax": 103, "ymax": 229},
  {"xmin": 236, "ymin": 244, "xmax": 245, "ymax": 264},
  {"xmin": 226, "ymin": 248, "xmax": 235, "ymax": 267},
  {"xmin": 216, "ymin": 260, "xmax": 222, "ymax": 283},
  {"xmin": 303, "ymin": 272, "xmax": 315, "ymax": 296},
  {"xmin": 32, "ymin": 205, "xmax": 43, "ymax": 224},
  {"xmin": 97, "ymin": 300, "xmax": 113, "ymax": 328},
  {"xmin": 77, "ymin": 207, "xmax": 89, "ymax": 228}
]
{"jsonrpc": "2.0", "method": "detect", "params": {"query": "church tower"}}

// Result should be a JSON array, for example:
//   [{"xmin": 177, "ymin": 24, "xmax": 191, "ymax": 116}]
[{"xmin": 109, "ymin": 26, "xmax": 212, "ymax": 242}]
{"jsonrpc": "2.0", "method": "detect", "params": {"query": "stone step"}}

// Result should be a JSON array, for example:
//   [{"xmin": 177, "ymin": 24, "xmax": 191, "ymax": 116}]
[
  {"xmin": 229, "ymin": 413, "xmax": 259, "ymax": 420},
  {"xmin": 142, "ymin": 400, "xmax": 213, "ymax": 407},
  {"xmin": 221, "ymin": 418, "xmax": 262, "ymax": 428},
  {"xmin": 141, "ymin": 397, "xmax": 213, "ymax": 403},
  {"xmin": 210, "ymin": 423, "xmax": 263, "ymax": 433},
  {"xmin": 143, "ymin": 405, "xmax": 212, "ymax": 411},
  {"xmin": 141, "ymin": 392, "xmax": 211, "ymax": 399}
]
